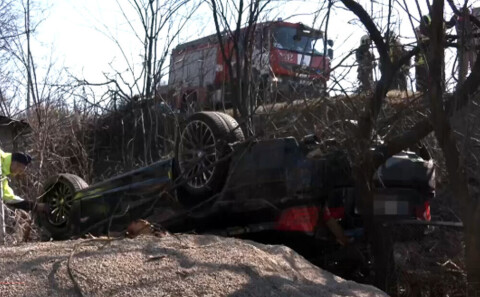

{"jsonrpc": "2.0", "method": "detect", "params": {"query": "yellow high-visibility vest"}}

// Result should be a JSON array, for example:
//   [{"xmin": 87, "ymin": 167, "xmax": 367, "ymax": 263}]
[{"xmin": 0, "ymin": 150, "xmax": 16, "ymax": 202}]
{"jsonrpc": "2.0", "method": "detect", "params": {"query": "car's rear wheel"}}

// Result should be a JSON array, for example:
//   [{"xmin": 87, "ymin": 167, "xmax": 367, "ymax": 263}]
[
  {"xmin": 174, "ymin": 112, "xmax": 243, "ymax": 204},
  {"xmin": 37, "ymin": 174, "xmax": 88, "ymax": 240}
]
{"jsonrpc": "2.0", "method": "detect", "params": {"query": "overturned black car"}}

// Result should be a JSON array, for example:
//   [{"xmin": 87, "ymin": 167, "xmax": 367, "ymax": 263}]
[{"xmin": 37, "ymin": 111, "xmax": 435, "ymax": 280}]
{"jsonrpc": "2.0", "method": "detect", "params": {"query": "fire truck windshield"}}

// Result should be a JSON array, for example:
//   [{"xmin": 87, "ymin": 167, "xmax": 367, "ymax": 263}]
[{"xmin": 273, "ymin": 26, "xmax": 324, "ymax": 55}]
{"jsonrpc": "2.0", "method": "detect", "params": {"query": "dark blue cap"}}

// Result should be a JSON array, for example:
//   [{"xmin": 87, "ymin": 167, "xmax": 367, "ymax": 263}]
[{"xmin": 12, "ymin": 152, "xmax": 32, "ymax": 166}]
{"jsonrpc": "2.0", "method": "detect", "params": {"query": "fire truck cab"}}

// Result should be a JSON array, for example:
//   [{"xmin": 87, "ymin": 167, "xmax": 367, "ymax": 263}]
[{"xmin": 168, "ymin": 21, "xmax": 333, "ymax": 111}]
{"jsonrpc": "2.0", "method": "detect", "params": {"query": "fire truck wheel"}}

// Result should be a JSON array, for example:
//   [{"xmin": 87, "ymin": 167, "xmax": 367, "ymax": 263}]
[
  {"xmin": 175, "ymin": 111, "xmax": 239, "ymax": 202},
  {"xmin": 37, "ymin": 174, "xmax": 89, "ymax": 240}
]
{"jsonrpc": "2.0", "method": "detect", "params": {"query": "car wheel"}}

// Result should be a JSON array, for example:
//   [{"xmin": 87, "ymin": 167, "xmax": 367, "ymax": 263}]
[
  {"xmin": 37, "ymin": 173, "xmax": 88, "ymax": 240},
  {"xmin": 174, "ymin": 112, "xmax": 242, "ymax": 203},
  {"xmin": 215, "ymin": 112, "xmax": 245, "ymax": 143}
]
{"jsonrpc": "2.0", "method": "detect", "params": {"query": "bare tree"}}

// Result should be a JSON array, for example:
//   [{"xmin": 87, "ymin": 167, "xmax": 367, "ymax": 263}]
[
  {"xmin": 334, "ymin": 0, "xmax": 480, "ymax": 294},
  {"xmin": 0, "ymin": 0, "xmax": 25, "ymax": 117},
  {"xmin": 76, "ymin": 0, "xmax": 200, "ymax": 167},
  {"xmin": 209, "ymin": 0, "xmax": 272, "ymax": 131}
]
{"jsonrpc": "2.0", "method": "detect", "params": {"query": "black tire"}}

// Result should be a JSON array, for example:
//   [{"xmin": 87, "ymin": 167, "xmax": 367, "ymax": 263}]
[
  {"xmin": 214, "ymin": 112, "xmax": 245, "ymax": 143},
  {"xmin": 174, "ymin": 112, "xmax": 233, "ymax": 202},
  {"xmin": 37, "ymin": 173, "xmax": 88, "ymax": 240}
]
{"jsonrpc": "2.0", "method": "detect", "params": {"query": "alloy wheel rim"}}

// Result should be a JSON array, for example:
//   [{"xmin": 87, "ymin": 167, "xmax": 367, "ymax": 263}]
[
  {"xmin": 47, "ymin": 182, "xmax": 73, "ymax": 226},
  {"xmin": 178, "ymin": 120, "xmax": 217, "ymax": 189}
]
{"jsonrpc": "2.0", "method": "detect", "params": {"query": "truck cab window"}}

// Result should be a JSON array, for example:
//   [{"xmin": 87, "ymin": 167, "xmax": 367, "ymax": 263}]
[{"xmin": 273, "ymin": 26, "xmax": 324, "ymax": 55}]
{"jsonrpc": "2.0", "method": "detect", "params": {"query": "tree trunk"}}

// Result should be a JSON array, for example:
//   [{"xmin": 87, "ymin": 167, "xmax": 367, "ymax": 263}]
[
  {"xmin": 458, "ymin": 9, "xmax": 468, "ymax": 84},
  {"xmin": 372, "ymin": 223, "xmax": 396, "ymax": 295},
  {"xmin": 429, "ymin": 2, "xmax": 480, "ymax": 295},
  {"xmin": 465, "ymin": 204, "xmax": 480, "ymax": 295}
]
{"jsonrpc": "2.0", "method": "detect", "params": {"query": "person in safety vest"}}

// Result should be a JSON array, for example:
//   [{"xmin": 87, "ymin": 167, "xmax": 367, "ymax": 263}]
[
  {"xmin": 356, "ymin": 35, "xmax": 376, "ymax": 94},
  {"xmin": 1, "ymin": 150, "xmax": 47, "ymax": 213},
  {"xmin": 455, "ymin": 7, "xmax": 477, "ymax": 76},
  {"xmin": 415, "ymin": 15, "xmax": 431, "ymax": 92},
  {"xmin": 415, "ymin": 14, "xmax": 456, "ymax": 92},
  {"xmin": 385, "ymin": 33, "xmax": 410, "ymax": 91}
]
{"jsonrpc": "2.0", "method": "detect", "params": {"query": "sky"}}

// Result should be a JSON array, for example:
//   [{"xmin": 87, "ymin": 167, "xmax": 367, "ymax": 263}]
[
  {"xmin": 26, "ymin": 0, "xmax": 457, "ymax": 96},
  {"xmin": 32, "ymin": 1, "xmax": 364, "ymax": 82},
  {"xmin": 35, "ymin": 1, "xmax": 344, "ymax": 83},
  {"xmin": 36, "ymin": 0, "xmax": 151, "ymax": 82}
]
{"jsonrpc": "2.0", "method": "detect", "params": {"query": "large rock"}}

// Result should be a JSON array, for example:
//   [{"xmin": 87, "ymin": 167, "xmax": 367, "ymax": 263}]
[{"xmin": 0, "ymin": 234, "xmax": 387, "ymax": 296}]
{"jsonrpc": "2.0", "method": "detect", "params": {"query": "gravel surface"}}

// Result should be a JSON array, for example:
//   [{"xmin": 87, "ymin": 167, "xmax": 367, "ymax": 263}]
[{"xmin": 0, "ymin": 234, "xmax": 387, "ymax": 297}]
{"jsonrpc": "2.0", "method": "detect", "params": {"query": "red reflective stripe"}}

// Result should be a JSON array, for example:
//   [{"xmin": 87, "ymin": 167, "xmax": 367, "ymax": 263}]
[
  {"xmin": 415, "ymin": 201, "xmax": 431, "ymax": 221},
  {"xmin": 275, "ymin": 206, "xmax": 319, "ymax": 232},
  {"xmin": 424, "ymin": 202, "xmax": 431, "ymax": 221}
]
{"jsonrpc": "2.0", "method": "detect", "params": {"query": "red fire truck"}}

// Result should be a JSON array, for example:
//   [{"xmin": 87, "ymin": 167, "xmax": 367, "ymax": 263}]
[{"xmin": 168, "ymin": 20, "xmax": 333, "ymax": 111}]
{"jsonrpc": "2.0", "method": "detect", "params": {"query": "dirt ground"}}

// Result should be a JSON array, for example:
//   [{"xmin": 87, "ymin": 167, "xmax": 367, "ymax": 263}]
[{"xmin": 0, "ymin": 234, "xmax": 387, "ymax": 297}]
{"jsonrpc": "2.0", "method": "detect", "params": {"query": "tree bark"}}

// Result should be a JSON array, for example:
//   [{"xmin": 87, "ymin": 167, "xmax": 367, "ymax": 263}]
[{"xmin": 428, "ymin": 1, "xmax": 480, "ymax": 294}]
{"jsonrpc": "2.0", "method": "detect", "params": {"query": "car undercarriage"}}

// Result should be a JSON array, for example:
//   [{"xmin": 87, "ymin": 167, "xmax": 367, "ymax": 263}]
[{"xmin": 36, "ymin": 111, "xmax": 436, "ymax": 288}]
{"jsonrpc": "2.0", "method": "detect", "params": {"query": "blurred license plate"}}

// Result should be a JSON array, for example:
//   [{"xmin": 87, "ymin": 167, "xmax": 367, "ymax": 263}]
[{"xmin": 374, "ymin": 195, "xmax": 410, "ymax": 215}]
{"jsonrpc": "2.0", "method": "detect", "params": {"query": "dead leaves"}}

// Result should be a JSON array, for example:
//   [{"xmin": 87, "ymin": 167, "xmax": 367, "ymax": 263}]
[{"xmin": 126, "ymin": 219, "xmax": 167, "ymax": 239}]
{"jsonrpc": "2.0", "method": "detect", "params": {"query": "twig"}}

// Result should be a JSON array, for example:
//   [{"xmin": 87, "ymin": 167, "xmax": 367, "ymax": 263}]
[
  {"xmin": 67, "ymin": 237, "xmax": 122, "ymax": 296},
  {"xmin": 145, "ymin": 254, "xmax": 166, "ymax": 262}
]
